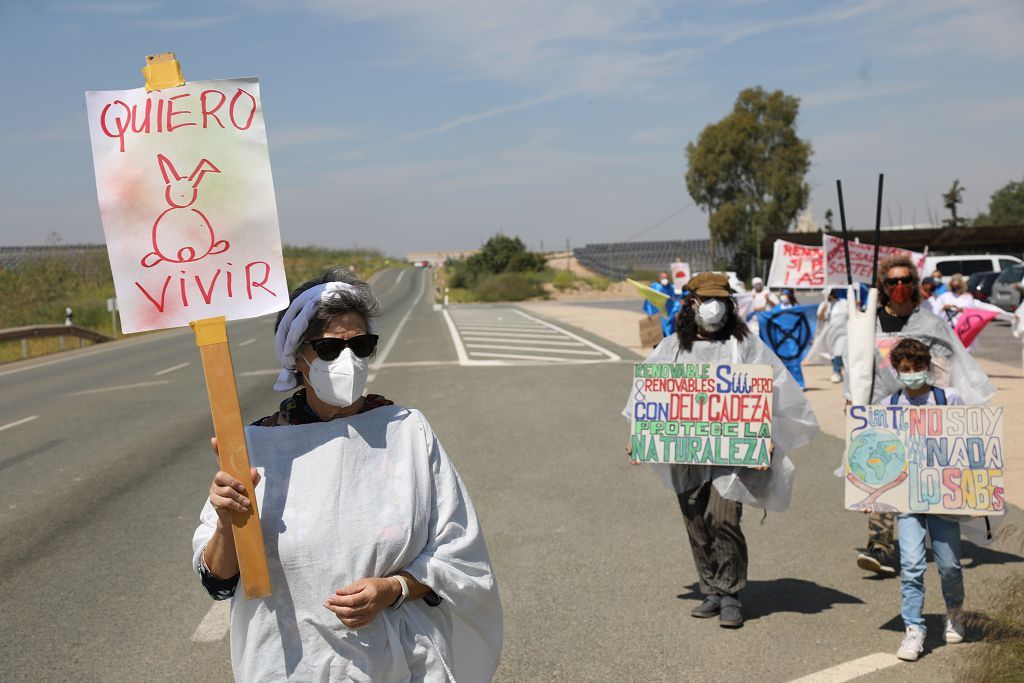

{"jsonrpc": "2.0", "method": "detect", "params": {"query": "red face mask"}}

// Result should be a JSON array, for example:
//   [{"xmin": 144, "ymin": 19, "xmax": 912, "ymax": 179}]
[{"xmin": 888, "ymin": 283, "xmax": 911, "ymax": 304}]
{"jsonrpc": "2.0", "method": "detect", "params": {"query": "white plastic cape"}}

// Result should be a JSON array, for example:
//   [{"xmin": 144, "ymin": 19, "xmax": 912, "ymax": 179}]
[
  {"xmin": 623, "ymin": 333, "xmax": 820, "ymax": 512},
  {"xmin": 838, "ymin": 304, "xmax": 996, "ymax": 405},
  {"xmin": 192, "ymin": 406, "xmax": 502, "ymax": 682},
  {"xmin": 806, "ymin": 297, "xmax": 849, "ymax": 365}
]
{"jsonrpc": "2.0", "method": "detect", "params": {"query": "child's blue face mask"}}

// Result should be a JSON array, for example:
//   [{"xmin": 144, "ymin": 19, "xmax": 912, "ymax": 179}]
[{"xmin": 899, "ymin": 371, "xmax": 928, "ymax": 390}]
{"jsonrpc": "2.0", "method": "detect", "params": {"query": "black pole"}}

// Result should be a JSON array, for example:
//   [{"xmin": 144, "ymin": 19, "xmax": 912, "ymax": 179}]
[
  {"xmin": 836, "ymin": 180, "xmax": 853, "ymax": 287},
  {"xmin": 872, "ymin": 173, "xmax": 884, "ymax": 286}
]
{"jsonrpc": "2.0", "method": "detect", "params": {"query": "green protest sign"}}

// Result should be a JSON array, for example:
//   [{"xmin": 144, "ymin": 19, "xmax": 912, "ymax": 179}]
[{"xmin": 629, "ymin": 362, "xmax": 774, "ymax": 466}]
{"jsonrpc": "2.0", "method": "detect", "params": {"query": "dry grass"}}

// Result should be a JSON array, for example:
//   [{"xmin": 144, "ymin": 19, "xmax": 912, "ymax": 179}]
[{"xmin": 958, "ymin": 524, "xmax": 1024, "ymax": 682}]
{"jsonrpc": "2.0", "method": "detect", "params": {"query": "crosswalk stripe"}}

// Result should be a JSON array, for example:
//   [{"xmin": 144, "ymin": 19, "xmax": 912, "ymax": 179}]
[{"xmin": 465, "ymin": 343, "xmax": 603, "ymax": 355}]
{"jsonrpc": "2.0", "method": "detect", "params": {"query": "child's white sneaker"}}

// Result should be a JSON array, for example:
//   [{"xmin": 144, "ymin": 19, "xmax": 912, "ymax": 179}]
[
  {"xmin": 944, "ymin": 609, "xmax": 965, "ymax": 644},
  {"xmin": 897, "ymin": 626, "xmax": 925, "ymax": 661}
]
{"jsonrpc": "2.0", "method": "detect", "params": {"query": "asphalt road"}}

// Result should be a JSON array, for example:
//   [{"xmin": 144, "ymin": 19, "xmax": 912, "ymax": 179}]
[{"xmin": 2, "ymin": 268, "xmax": 1022, "ymax": 681}]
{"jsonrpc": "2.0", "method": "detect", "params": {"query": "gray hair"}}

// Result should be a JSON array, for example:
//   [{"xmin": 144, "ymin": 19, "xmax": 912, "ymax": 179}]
[{"xmin": 275, "ymin": 267, "xmax": 381, "ymax": 343}]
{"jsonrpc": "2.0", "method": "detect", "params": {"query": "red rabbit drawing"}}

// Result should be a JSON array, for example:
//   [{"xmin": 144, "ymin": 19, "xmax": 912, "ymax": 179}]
[{"xmin": 141, "ymin": 154, "xmax": 229, "ymax": 268}]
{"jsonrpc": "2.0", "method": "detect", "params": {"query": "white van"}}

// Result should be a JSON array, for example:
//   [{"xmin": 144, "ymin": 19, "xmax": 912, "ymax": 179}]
[{"xmin": 923, "ymin": 254, "xmax": 1022, "ymax": 283}]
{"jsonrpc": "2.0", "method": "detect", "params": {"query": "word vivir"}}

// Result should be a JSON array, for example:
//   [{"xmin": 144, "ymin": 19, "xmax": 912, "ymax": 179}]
[
  {"xmin": 134, "ymin": 261, "xmax": 277, "ymax": 312},
  {"xmin": 99, "ymin": 87, "xmax": 258, "ymax": 153}
]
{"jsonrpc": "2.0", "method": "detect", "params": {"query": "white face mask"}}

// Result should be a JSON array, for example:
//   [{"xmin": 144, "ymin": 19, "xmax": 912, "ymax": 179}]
[
  {"xmin": 303, "ymin": 348, "xmax": 368, "ymax": 407},
  {"xmin": 696, "ymin": 299, "xmax": 727, "ymax": 331},
  {"xmin": 659, "ymin": 278, "xmax": 670, "ymax": 286},
  {"xmin": 781, "ymin": 295, "xmax": 792, "ymax": 304},
  {"xmin": 899, "ymin": 371, "xmax": 928, "ymax": 390}
]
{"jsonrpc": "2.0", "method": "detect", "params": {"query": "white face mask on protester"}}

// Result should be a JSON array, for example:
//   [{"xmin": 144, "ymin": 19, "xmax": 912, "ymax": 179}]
[
  {"xmin": 304, "ymin": 348, "xmax": 369, "ymax": 407},
  {"xmin": 696, "ymin": 299, "xmax": 727, "ymax": 331},
  {"xmin": 660, "ymin": 278, "xmax": 671, "ymax": 287},
  {"xmin": 899, "ymin": 371, "xmax": 928, "ymax": 390}
]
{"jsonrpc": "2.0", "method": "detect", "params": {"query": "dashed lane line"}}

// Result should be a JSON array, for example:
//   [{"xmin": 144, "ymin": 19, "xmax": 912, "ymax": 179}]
[
  {"xmin": 154, "ymin": 362, "xmax": 190, "ymax": 376},
  {"xmin": 191, "ymin": 602, "xmax": 230, "ymax": 643},
  {"xmin": 367, "ymin": 269, "xmax": 427, "ymax": 384},
  {"xmin": 0, "ymin": 416, "xmax": 39, "ymax": 432},
  {"xmin": 238, "ymin": 338, "xmax": 257, "ymax": 347},
  {"xmin": 787, "ymin": 653, "xmax": 901, "ymax": 683},
  {"xmin": 69, "ymin": 380, "xmax": 171, "ymax": 396}
]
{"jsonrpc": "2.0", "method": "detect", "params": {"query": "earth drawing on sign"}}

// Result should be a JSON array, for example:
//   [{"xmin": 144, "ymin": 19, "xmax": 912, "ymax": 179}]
[{"xmin": 847, "ymin": 429, "xmax": 907, "ymax": 512}]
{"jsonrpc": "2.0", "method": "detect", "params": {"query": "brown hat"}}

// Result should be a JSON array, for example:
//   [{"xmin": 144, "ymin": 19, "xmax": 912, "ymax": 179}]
[{"xmin": 687, "ymin": 272, "xmax": 732, "ymax": 297}]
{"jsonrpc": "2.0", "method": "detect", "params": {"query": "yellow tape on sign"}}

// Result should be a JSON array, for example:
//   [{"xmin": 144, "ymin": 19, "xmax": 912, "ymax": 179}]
[
  {"xmin": 190, "ymin": 317, "xmax": 228, "ymax": 346},
  {"xmin": 143, "ymin": 52, "xmax": 185, "ymax": 91}
]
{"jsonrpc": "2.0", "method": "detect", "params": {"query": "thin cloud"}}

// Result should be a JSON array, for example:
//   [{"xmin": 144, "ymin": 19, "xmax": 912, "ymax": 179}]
[
  {"xmin": 51, "ymin": 1, "xmax": 161, "ymax": 14},
  {"xmin": 801, "ymin": 80, "xmax": 931, "ymax": 108}
]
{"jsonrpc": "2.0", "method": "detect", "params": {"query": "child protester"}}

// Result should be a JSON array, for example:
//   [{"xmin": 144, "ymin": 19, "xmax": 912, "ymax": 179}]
[{"xmin": 886, "ymin": 337, "xmax": 967, "ymax": 662}]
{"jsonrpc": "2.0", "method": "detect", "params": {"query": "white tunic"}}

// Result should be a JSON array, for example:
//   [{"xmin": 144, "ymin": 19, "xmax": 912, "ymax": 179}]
[{"xmin": 192, "ymin": 406, "xmax": 502, "ymax": 682}]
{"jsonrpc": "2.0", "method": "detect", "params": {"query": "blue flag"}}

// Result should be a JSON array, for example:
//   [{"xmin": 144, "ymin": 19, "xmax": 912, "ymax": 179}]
[{"xmin": 756, "ymin": 304, "xmax": 818, "ymax": 388}]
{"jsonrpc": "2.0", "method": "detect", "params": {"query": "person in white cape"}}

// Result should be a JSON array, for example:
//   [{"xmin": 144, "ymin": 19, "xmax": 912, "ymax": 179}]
[
  {"xmin": 192, "ymin": 269, "xmax": 502, "ymax": 682},
  {"xmin": 623, "ymin": 272, "xmax": 819, "ymax": 629}
]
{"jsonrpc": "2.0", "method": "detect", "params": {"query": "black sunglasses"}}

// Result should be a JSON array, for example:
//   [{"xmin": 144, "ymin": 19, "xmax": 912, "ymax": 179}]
[
  {"xmin": 304, "ymin": 334, "xmax": 379, "ymax": 360},
  {"xmin": 884, "ymin": 276, "xmax": 914, "ymax": 286}
]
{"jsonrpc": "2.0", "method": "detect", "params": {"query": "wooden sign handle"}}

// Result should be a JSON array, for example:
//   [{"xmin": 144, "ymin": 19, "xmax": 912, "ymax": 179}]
[{"xmin": 191, "ymin": 316, "xmax": 272, "ymax": 599}]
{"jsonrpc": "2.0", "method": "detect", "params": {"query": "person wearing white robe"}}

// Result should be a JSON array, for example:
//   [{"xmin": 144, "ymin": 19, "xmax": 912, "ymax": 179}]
[
  {"xmin": 192, "ymin": 270, "xmax": 502, "ymax": 682},
  {"xmin": 623, "ymin": 272, "xmax": 819, "ymax": 628},
  {"xmin": 835, "ymin": 257, "xmax": 995, "ymax": 576}
]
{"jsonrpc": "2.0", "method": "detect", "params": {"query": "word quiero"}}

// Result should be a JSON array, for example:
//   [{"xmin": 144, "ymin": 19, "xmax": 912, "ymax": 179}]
[{"xmin": 98, "ymin": 88, "xmax": 258, "ymax": 153}]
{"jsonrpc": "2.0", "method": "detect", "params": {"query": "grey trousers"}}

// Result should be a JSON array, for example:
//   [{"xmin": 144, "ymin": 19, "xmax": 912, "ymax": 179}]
[{"xmin": 677, "ymin": 482, "xmax": 748, "ymax": 597}]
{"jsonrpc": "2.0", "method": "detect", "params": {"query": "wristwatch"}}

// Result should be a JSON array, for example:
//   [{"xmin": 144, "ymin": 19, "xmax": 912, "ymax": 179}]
[{"xmin": 390, "ymin": 575, "xmax": 410, "ymax": 609}]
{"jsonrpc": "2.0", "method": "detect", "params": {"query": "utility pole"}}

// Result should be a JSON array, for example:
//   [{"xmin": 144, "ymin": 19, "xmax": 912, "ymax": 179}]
[{"xmin": 565, "ymin": 238, "xmax": 571, "ymax": 272}]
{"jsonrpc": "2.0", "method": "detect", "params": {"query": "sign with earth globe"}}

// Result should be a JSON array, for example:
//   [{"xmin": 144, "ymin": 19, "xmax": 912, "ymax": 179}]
[{"xmin": 848, "ymin": 430, "xmax": 905, "ymax": 487}]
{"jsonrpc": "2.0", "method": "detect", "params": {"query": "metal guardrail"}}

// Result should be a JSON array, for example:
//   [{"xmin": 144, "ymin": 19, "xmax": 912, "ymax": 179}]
[{"xmin": 0, "ymin": 325, "xmax": 113, "ymax": 359}]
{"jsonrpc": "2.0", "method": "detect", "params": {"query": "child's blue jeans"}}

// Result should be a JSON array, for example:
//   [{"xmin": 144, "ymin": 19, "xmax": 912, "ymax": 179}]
[
  {"xmin": 898, "ymin": 514, "xmax": 964, "ymax": 631},
  {"xmin": 831, "ymin": 356, "xmax": 843, "ymax": 373}
]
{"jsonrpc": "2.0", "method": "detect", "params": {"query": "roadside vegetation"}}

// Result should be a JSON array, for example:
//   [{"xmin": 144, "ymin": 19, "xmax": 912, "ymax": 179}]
[
  {"xmin": 0, "ymin": 245, "xmax": 395, "ymax": 363},
  {"xmin": 444, "ymin": 235, "xmax": 548, "ymax": 302}
]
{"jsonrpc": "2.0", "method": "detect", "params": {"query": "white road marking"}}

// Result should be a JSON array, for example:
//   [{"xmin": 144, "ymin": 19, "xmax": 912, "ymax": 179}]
[
  {"xmin": 514, "ymin": 309, "xmax": 621, "ymax": 361},
  {"xmin": 0, "ymin": 415, "xmax": 39, "ymax": 432},
  {"xmin": 154, "ymin": 362, "xmax": 190, "ymax": 376},
  {"xmin": 461, "ymin": 336, "xmax": 590, "ymax": 347},
  {"xmin": 367, "ymin": 270, "xmax": 427, "ymax": 383},
  {"xmin": 395, "ymin": 269, "xmax": 406, "ymax": 285},
  {"xmin": 0, "ymin": 327, "xmax": 193, "ymax": 378},
  {"xmin": 787, "ymin": 653, "xmax": 901, "ymax": 683},
  {"xmin": 69, "ymin": 380, "xmax": 171, "ymax": 396},
  {"xmin": 191, "ymin": 601, "xmax": 231, "ymax": 643},
  {"xmin": 465, "ymin": 343, "xmax": 603, "ymax": 356},
  {"xmin": 238, "ymin": 338, "xmax": 257, "ymax": 347},
  {"xmin": 443, "ymin": 306, "xmax": 620, "ymax": 365},
  {"xmin": 238, "ymin": 369, "xmax": 280, "ymax": 377}
]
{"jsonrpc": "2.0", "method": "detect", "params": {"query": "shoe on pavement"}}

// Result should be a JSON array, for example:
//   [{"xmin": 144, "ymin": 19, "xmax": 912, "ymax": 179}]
[
  {"xmin": 944, "ymin": 609, "xmax": 965, "ymax": 644},
  {"xmin": 690, "ymin": 595, "xmax": 721, "ymax": 618},
  {"xmin": 830, "ymin": 372, "xmax": 842, "ymax": 383},
  {"xmin": 857, "ymin": 549, "xmax": 897, "ymax": 576},
  {"xmin": 719, "ymin": 596, "xmax": 743, "ymax": 628},
  {"xmin": 897, "ymin": 626, "xmax": 925, "ymax": 661}
]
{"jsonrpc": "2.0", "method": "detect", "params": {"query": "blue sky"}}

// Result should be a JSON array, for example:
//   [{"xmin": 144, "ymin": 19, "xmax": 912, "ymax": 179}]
[{"xmin": 1, "ymin": 0, "xmax": 1022, "ymax": 255}]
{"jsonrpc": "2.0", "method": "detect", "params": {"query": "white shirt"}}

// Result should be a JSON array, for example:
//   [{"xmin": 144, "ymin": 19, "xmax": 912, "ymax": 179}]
[{"xmin": 192, "ymin": 406, "xmax": 502, "ymax": 682}]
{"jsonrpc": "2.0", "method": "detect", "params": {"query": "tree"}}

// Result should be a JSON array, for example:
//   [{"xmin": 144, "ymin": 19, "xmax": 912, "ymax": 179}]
[
  {"xmin": 446, "ymin": 234, "xmax": 546, "ymax": 288},
  {"xmin": 685, "ymin": 86, "xmax": 813, "ymax": 277},
  {"xmin": 974, "ymin": 176, "xmax": 1024, "ymax": 226},
  {"xmin": 941, "ymin": 179, "xmax": 967, "ymax": 228},
  {"xmin": 824, "ymin": 209, "xmax": 834, "ymax": 231}
]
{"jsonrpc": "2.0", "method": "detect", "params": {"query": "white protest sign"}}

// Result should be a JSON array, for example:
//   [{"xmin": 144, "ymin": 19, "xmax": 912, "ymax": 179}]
[
  {"xmin": 845, "ymin": 404, "xmax": 1005, "ymax": 515},
  {"xmin": 670, "ymin": 261, "xmax": 690, "ymax": 293},
  {"xmin": 85, "ymin": 78, "xmax": 288, "ymax": 334},
  {"xmin": 766, "ymin": 239, "xmax": 824, "ymax": 289},
  {"xmin": 823, "ymin": 234, "xmax": 925, "ymax": 286}
]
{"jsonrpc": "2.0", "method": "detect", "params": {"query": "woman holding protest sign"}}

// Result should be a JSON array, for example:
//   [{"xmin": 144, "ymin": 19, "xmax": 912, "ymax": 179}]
[
  {"xmin": 192, "ymin": 268, "xmax": 502, "ymax": 682},
  {"xmin": 624, "ymin": 272, "xmax": 819, "ymax": 628},
  {"xmin": 838, "ymin": 256, "xmax": 994, "ymax": 577}
]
